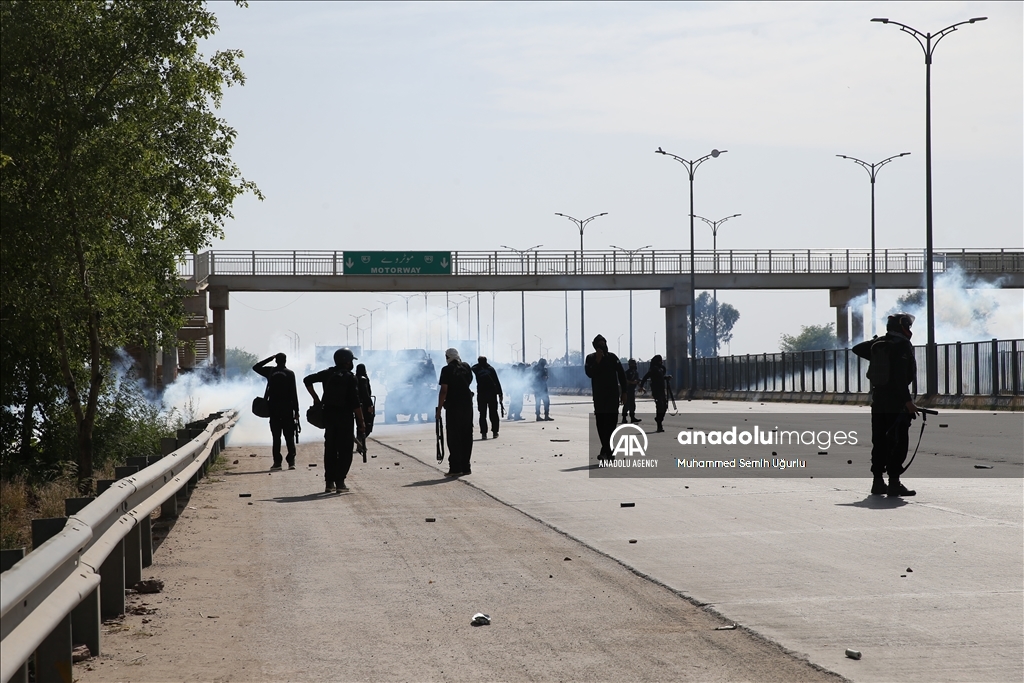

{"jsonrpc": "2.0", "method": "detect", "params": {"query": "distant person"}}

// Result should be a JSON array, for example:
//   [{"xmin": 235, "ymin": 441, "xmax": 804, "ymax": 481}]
[
  {"xmin": 622, "ymin": 358, "xmax": 641, "ymax": 425},
  {"xmin": 304, "ymin": 348, "xmax": 366, "ymax": 493},
  {"xmin": 639, "ymin": 355, "xmax": 670, "ymax": 433},
  {"xmin": 355, "ymin": 363, "xmax": 374, "ymax": 461},
  {"xmin": 585, "ymin": 334, "xmax": 627, "ymax": 461},
  {"xmin": 533, "ymin": 358, "xmax": 552, "ymax": 421},
  {"xmin": 437, "ymin": 348, "xmax": 475, "ymax": 476},
  {"xmin": 252, "ymin": 353, "xmax": 300, "ymax": 470},
  {"xmin": 471, "ymin": 356, "xmax": 503, "ymax": 439},
  {"xmin": 853, "ymin": 312, "xmax": 919, "ymax": 497},
  {"xmin": 507, "ymin": 363, "xmax": 525, "ymax": 421}
]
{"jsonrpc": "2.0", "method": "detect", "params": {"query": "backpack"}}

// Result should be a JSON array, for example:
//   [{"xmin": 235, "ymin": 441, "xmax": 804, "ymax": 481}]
[{"xmin": 853, "ymin": 336, "xmax": 892, "ymax": 387}]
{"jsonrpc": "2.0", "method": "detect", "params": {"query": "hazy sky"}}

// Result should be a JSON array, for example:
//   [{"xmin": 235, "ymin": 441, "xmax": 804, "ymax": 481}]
[{"xmin": 201, "ymin": 1, "xmax": 1022, "ymax": 363}]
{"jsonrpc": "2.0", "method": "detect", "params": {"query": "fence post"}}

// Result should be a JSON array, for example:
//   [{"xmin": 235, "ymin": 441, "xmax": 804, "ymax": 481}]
[
  {"xmin": 114, "ymin": 465, "xmax": 142, "ymax": 589},
  {"xmin": 844, "ymin": 348, "xmax": 850, "ymax": 393},
  {"xmin": 65, "ymin": 498, "xmax": 101, "ymax": 659},
  {"xmin": 943, "ymin": 344, "xmax": 950, "ymax": 395},
  {"xmin": 32, "ymin": 518, "xmax": 73, "ymax": 682},
  {"xmin": 1, "ymin": 549, "xmax": 29, "ymax": 683},
  {"xmin": 956, "ymin": 342, "xmax": 963, "ymax": 395},
  {"xmin": 1012, "ymin": 340, "xmax": 1020, "ymax": 395},
  {"xmin": 800, "ymin": 351, "xmax": 806, "ymax": 392},
  {"xmin": 974, "ymin": 342, "xmax": 981, "ymax": 395},
  {"xmin": 991, "ymin": 338, "xmax": 999, "ymax": 395}
]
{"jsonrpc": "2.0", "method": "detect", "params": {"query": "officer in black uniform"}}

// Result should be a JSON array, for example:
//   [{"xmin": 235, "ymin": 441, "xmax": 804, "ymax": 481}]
[
  {"xmin": 304, "ymin": 348, "xmax": 366, "ymax": 493},
  {"xmin": 853, "ymin": 313, "xmax": 919, "ymax": 497},
  {"xmin": 355, "ymin": 363, "xmax": 374, "ymax": 460},
  {"xmin": 437, "ymin": 348, "xmax": 475, "ymax": 476},
  {"xmin": 471, "ymin": 356, "xmax": 503, "ymax": 439},
  {"xmin": 622, "ymin": 358, "xmax": 641, "ymax": 425},
  {"xmin": 585, "ymin": 334, "xmax": 627, "ymax": 460},
  {"xmin": 639, "ymin": 355, "xmax": 669, "ymax": 433},
  {"xmin": 533, "ymin": 358, "xmax": 552, "ymax": 421},
  {"xmin": 252, "ymin": 353, "xmax": 300, "ymax": 470}
]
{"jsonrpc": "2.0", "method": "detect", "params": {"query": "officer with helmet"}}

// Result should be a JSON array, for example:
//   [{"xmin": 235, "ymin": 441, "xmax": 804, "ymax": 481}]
[
  {"xmin": 854, "ymin": 312, "xmax": 919, "ymax": 497},
  {"xmin": 304, "ymin": 348, "xmax": 366, "ymax": 493}
]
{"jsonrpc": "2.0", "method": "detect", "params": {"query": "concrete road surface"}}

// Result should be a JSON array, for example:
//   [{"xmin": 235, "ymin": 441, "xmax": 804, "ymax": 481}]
[{"xmin": 76, "ymin": 401, "xmax": 847, "ymax": 683}]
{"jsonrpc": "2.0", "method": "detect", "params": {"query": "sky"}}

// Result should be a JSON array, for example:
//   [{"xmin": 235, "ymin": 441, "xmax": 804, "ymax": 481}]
[{"xmin": 200, "ymin": 1, "xmax": 1023, "ymax": 365}]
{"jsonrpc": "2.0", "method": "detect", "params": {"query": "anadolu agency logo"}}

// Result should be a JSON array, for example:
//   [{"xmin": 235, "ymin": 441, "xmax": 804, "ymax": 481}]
[{"xmin": 611, "ymin": 423, "xmax": 648, "ymax": 457}]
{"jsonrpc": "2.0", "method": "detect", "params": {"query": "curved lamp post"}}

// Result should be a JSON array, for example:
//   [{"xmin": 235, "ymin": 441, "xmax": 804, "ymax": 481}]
[
  {"xmin": 610, "ymin": 244, "xmax": 652, "ymax": 359},
  {"xmin": 655, "ymin": 147, "xmax": 727, "ymax": 392},
  {"xmin": 694, "ymin": 214, "xmax": 740, "ymax": 357},
  {"xmin": 501, "ymin": 244, "xmax": 542, "ymax": 363},
  {"xmin": 555, "ymin": 213, "xmax": 607, "ymax": 362},
  {"xmin": 836, "ymin": 153, "xmax": 910, "ymax": 337},
  {"xmin": 872, "ymin": 15, "xmax": 986, "ymax": 396}
]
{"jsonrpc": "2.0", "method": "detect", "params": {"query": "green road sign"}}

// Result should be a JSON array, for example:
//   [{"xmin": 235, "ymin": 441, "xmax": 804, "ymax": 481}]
[{"xmin": 342, "ymin": 251, "xmax": 452, "ymax": 275}]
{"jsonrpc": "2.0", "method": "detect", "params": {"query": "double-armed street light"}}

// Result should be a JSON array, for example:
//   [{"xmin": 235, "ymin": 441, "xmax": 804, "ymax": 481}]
[
  {"xmin": 350, "ymin": 313, "xmax": 365, "ymax": 349},
  {"xmin": 396, "ymin": 294, "xmax": 418, "ymax": 350},
  {"xmin": 656, "ymin": 147, "xmax": 727, "ymax": 392},
  {"xmin": 501, "ymin": 244, "xmax": 543, "ymax": 363},
  {"xmin": 362, "ymin": 307, "xmax": 379, "ymax": 351},
  {"xmin": 872, "ymin": 15, "xmax": 986, "ymax": 396},
  {"xmin": 610, "ymin": 244, "xmax": 652, "ymax": 359},
  {"xmin": 377, "ymin": 299, "xmax": 396, "ymax": 351},
  {"xmin": 555, "ymin": 213, "xmax": 608, "ymax": 362},
  {"xmin": 836, "ymin": 153, "xmax": 910, "ymax": 337},
  {"xmin": 694, "ymin": 214, "xmax": 740, "ymax": 357},
  {"xmin": 339, "ymin": 322, "xmax": 355, "ymax": 346}
]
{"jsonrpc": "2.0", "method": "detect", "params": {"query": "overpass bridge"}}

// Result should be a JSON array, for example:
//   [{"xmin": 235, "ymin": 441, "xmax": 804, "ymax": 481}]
[{"xmin": 169, "ymin": 248, "xmax": 1023, "ymax": 385}]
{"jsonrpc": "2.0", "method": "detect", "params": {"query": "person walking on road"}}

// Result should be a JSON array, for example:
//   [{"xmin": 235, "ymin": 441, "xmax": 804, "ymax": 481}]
[
  {"xmin": 639, "ymin": 355, "xmax": 670, "ymax": 433},
  {"xmin": 437, "ymin": 348, "xmax": 475, "ymax": 476},
  {"xmin": 355, "ymin": 363, "xmax": 374, "ymax": 460},
  {"xmin": 622, "ymin": 358, "xmax": 641, "ymax": 425},
  {"xmin": 585, "ymin": 334, "xmax": 627, "ymax": 461},
  {"xmin": 507, "ymin": 363, "xmax": 525, "ymax": 421},
  {"xmin": 253, "ymin": 353, "xmax": 300, "ymax": 470},
  {"xmin": 471, "ymin": 356, "xmax": 503, "ymax": 439},
  {"xmin": 304, "ymin": 348, "xmax": 366, "ymax": 493},
  {"xmin": 853, "ymin": 312, "xmax": 920, "ymax": 497},
  {"xmin": 533, "ymin": 358, "xmax": 552, "ymax": 421}
]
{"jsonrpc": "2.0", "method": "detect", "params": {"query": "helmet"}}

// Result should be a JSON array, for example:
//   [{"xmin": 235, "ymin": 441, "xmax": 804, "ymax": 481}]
[{"xmin": 334, "ymin": 348, "xmax": 356, "ymax": 365}]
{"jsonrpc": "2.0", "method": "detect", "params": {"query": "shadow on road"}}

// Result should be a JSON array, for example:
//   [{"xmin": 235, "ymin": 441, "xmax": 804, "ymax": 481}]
[
  {"xmin": 222, "ymin": 468, "xmax": 281, "ymax": 477},
  {"xmin": 403, "ymin": 477, "xmax": 458, "ymax": 488},
  {"xmin": 560, "ymin": 464, "xmax": 600, "ymax": 472},
  {"xmin": 267, "ymin": 492, "xmax": 339, "ymax": 504},
  {"xmin": 835, "ymin": 496, "xmax": 909, "ymax": 510}
]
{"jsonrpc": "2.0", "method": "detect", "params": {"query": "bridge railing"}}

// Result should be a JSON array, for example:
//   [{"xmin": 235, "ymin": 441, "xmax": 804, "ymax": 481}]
[
  {"xmin": 174, "ymin": 248, "xmax": 1022, "ymax": 278},
  {"xmin": 693, "ymin": 339, "xmax": 1023, "ymax": 397},
  {"xmin": 0, "ymin": 411, "xmax": 239, "ymax": 683}
]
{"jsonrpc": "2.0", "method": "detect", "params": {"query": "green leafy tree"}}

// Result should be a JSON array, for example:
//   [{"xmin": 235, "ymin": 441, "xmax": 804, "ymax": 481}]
[
  {"xmin": 693, "ymin": 291, "xmax": 740, "ymax": 358},
  {"xmin": 1, "ymin": 0, "xmax": 259, "ymax": 490},
  {"xmin": 226, "ymin": 347, "xmax": 259, "ymax": 379},
  {"xmin": 779, "ymin": 324, "xmax": 839, "ymax": 353}
]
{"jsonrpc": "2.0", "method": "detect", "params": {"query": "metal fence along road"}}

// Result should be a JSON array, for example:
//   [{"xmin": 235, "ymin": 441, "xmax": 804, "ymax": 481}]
[
  {"xmin": 177, "ymin": 249, "xmax": 1023, "ymax": 282},
  {"xmin": 0, "ymin": 411, "xmax": 238, "ymax": 683}
]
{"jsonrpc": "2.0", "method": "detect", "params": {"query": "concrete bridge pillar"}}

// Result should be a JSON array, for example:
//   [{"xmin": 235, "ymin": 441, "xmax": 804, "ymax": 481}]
[
  {"xmin": 660, "ymin": 283, "xmax": 692, "ymax": 392},
  {"xmin": 830, "ymin": 287, "xmax": 868, "ymax": 347},
  {"xmin": 210, "ymin": 286, "xmax": 229, "ymax": 377}
]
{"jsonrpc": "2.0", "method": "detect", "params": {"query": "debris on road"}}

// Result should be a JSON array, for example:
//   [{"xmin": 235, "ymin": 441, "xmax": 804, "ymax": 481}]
[
  {"xmin": 715, "ymin": 624, "xmax": 737, "ymax": 631},
  {"xmin": 845, "ymin": 649, "xmax": 862, "ymax": 660},
  {"xmin": 133, "ymin": 579, "xmax": 164, "ymax": 594},
  {"xmin": 620, "ymin": 503, "xmax": 635, "ymax": 508},
  {"xmin": 426, "ymin": 518, "xmax": 436, "ymax": 522},
  {"xmin": 72, "ymin": 644, "xmax": 92, "ymax": 662},
  {"xmin": 233, "ymin": 460, "xmax": 239, "ymax": 464},
  {"xmin": 309, "ymin": 463, "xmax": 317, "ymax": 467},
  {"xmin": 564, "ymin": 557, "xmax": 572, "ymax": 561},
  {"xmin": 551, "ymin": 439, "xmax": 569, "ymax": 442},
  {"xmin": 249, "ymin": 454, "xmax": 257, "ymax": 457},
  {"xmin": 907, "ymin": 568, "xmax": 913, "ymax": 572},
  {"xmin": 628, "ymin": 539, "xmax": 637, "ymax": 544},
  {"xmin": 974, "ymin": 464, "xmax": 993, "ymax": 469},
  {"xmin": 471, "ymin": 613, "xmax": 491, "ymax": 626},
  {"xmin": 239, "ymin": 493, "xmax": 251, "ymax": 498}
]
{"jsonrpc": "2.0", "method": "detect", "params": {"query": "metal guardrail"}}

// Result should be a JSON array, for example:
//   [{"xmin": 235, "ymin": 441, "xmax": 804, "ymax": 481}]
[
  {"xmin": 175, "ymin": 248, "xmax": 1023, "ymax": 279},
  {"xmin": 0, "ymin": 410, "xmax": 238, "ymax": 683}
]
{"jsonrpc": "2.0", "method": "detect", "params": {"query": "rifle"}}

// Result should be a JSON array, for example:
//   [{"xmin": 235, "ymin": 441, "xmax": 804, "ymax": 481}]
[
  {"xmin": 499, "ymin": 397, "xmax": 506, "ymax": 418},
  {"xmin": 436, "ymin": 411, "xmax": 445, "ymax": 463},
  {"xmin": 666, "ymin": 376, "xmax": 678, "ymax": 415},
  {"xmin": 293, "ymin": 415, "xmax": 301, "ymax": 444}
]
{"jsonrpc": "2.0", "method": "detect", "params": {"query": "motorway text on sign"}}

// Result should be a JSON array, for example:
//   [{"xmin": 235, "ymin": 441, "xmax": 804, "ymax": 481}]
[{"xmin": 343, "ymin": 251, "xmax": 452, "ymax": 275}]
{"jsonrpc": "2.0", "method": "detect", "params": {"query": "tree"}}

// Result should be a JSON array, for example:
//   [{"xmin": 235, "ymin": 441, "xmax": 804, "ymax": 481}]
[
  {"xmin": 693, "ymin": 292, "xmax": 740, "ymax": 358},
  {"xmin": 226, "ymin": 347, "xmax": 259, "ymax": 379},
  {"xmin": 1, "ymin": 1, "xmax": 259, "ymax": 490},
  {"xmin": 779, "ymin": 324, "xmax": 838, "ymax": 353}
]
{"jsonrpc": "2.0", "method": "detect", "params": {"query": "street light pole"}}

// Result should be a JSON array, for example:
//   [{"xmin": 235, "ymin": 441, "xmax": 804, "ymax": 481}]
[
  {"xmin": 693, "ymin": 215, "xmax": 740, "ymax": 356},
  {"xmin": 377, "ymin": 300, "xmax": 396, "ymax": 351},
  {"xmin": 340, "ymin": 322, "xmax": 354, "ymax": 346},
  {"xmin": 611, "ymin": 244, "xmax": 652, "ymax": 360},
  {"xmin": 362, "ymin": 307, "xmax": 378, "ymax": 351},
  {"xmin": 656, "ymin": 147, "xmax": 727, "ymax": 393},
  {"xmin": 555, "ymin": 213, "xmax": 608, "ymax": 363},
  {"xmin": 836, "ymin": 154, "xmax": 910, "ymax": 337},
  {"xmin": 396, "ymin": 294, "xmax": 417, "ymax": 350},
  {"xmin": 872, "ymin": 15, "xmax": 986, "ymax": 396},
  {"xmin": 501, "ymin": 244, "xmax": 542, "ymax": 365},
  {"xmin": 350, "ymin": 314, "xmax": 365, "ymax": 349}
]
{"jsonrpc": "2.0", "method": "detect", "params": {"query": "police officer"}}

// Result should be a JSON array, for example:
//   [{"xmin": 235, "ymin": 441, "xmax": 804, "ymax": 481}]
[
  {"xmin": 471, "ymin": 356, "xmax": 503, "ymax": 439},
  {"xmin": 622, "ymin": 358, "xmax": 642, "ymax": 425},
  {"xmin": 533, "ymin": 358, "xmax": 552, "ymax": 421},
  {"xmin": 355, "ymin": 363, "xmax": 374, "ymax": 461},
  {"xmin": 304, "ymin": 348, "xmax": 366, "ymax": 493},
  {"xmin": 437, "ymin": 348, "xmax": 475, "ymax": 476},
  {"xmin": 507, "ymin": 363, "xmax": 525, "ymax": 421},
  {"xmin": 853, "ymin": 313, "xmax": 919, "ymax": 497},
  {"xmin": 639, "ymin": 355, "xmax": 670, "ymax": 433},
  {"xmin": 252, "ymin": 353, "xmax": 300, "ymax": 470},
  {"xmin": 585, "ymin": 334, "xmax": 627, "ymax": 460}
]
